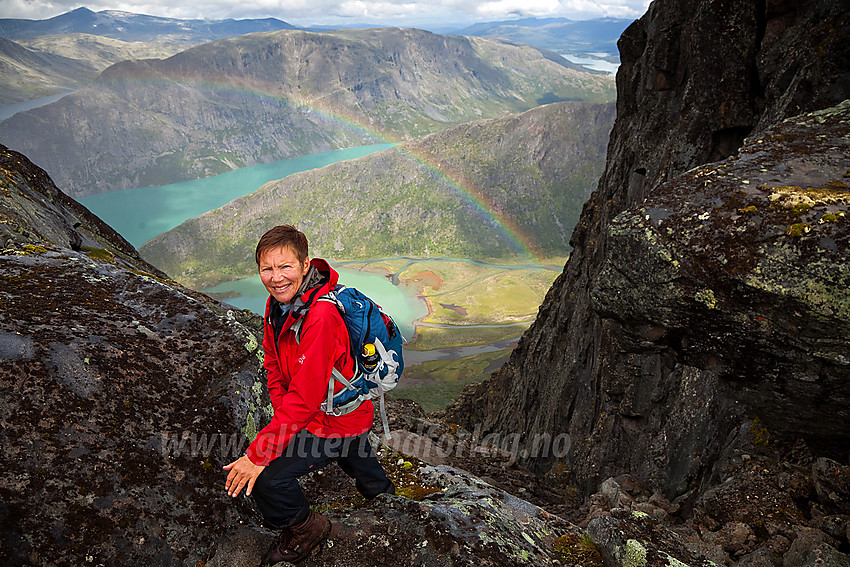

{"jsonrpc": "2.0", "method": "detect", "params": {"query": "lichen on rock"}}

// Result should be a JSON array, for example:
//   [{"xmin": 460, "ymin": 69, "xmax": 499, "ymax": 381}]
[{"xmin": 590, "ymin": 97, "xmax": 850, "ymax": 457}]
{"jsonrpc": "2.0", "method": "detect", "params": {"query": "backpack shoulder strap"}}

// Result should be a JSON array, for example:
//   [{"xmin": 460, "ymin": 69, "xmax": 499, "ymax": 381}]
[
  {"xmin": 291, "ymin": 316, "xmax": 304, "ymax": 343},
  {"xmin": 291, "ymin": 290, "xmax": 341, "ymax": 345}
]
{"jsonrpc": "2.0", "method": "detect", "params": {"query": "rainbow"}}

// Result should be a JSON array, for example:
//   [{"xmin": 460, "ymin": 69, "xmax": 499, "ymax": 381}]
[
  {"xmin": 105, "ymin": 76, "xmax": 545, "ymax": 262},
  {"xmin": 390, "ymin": 145, "xmax": 543, "ymax": 262}
]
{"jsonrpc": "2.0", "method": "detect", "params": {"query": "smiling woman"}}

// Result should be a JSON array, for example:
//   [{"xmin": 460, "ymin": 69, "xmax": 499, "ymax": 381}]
[
  {"xmin": 258, "ymin": 248, "xmax": 310, "ymax": 304},
  {"xmin": 224, "ymin": 224, "xmax": 395, "ymax": 563},
  {"xmin": 256, "ymin": 228, "xmax": 311, "ymax": 305}
]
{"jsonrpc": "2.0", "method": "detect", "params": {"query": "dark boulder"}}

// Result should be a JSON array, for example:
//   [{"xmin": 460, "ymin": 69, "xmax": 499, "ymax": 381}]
[{"xmin": 0, "ymin": 142, "xmax": 166, "ymax": 276}]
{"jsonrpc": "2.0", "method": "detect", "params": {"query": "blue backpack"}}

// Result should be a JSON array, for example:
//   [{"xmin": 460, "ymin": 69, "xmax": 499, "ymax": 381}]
[{"xmin": 294, "ymin": 285, "xmax": 404, "ymax": 439}]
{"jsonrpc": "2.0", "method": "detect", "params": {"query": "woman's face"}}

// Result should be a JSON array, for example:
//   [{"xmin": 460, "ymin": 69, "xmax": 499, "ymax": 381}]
[{"xmin": 258, "ymin": 245, "xmax": 310, "ymax": 304}]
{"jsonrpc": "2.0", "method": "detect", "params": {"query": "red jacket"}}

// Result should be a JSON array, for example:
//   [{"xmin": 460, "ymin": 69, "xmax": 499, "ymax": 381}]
[{"xmin": 246, "ymin": 258, "xmax": 374, "ymax": 466}]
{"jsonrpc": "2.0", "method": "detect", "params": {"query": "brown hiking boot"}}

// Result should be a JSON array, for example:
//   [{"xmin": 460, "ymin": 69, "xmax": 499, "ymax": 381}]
[{"xmin": 267, "ymin": 510, "xmax": 331, "ymax": 564}]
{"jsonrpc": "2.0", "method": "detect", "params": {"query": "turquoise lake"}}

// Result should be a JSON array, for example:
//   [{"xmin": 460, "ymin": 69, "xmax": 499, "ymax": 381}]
[
  {"xmin": 71, "ymin": 144, "xmax": 538, "ymax": 363},
  {"xmin": 74, "ymin": 144, "xmax": 437, "ymax": 348},
  {"xmin": 204, "ymin": 267, "xmax": 429, "ymax": 343},
  {"xmin": 77, "ymin": 144, "xmax": 396, "ymax": 249}
]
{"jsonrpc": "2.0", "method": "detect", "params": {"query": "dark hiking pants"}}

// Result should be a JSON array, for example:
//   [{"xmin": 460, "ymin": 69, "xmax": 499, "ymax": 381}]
[{"xmin": 251, "ymin": 430, "xmax": 395, "ymax": 528}]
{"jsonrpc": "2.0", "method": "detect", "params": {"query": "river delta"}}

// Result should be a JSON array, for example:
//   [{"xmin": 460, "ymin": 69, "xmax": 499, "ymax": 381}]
[
  {"xmin": 204, "ymin": 255, "xmax": 564, "ymax": 411},
  {"xmin": 69, "ymin": 147, "xmax": 566, "ymax": 410}
]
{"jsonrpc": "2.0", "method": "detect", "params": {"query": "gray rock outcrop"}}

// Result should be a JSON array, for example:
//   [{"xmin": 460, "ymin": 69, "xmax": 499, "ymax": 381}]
[
  {"xmin": 209, "ymin": 461, "xmax": 576, "ymax": 567},
  {"xmin": 0, "ymin": 143, "xmax": 269, "ymax": 565}
]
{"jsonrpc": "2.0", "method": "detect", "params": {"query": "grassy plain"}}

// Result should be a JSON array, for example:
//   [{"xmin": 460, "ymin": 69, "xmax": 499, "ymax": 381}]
[
  {"xmin": 343, "ymin": 256, "xmax": 564, "ymax": 340},
  {"xmin": 390, "ymin": 350, "xmax": 512, "ymax": 413},
  {"xmin": 344, "ymin": 256, "xmax": 566, "ymax": 411}
]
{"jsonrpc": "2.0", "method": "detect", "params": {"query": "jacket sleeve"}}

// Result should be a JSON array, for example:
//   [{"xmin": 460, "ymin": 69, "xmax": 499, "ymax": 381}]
[
  {"xmin": 258, "ymin": 298, "xmax": 286, "ymax": 407},
  {"xmin": 261, "ymin": 321, "xmax": 286, "ymax": 411},
  {"xmin": 246, "ymin": 306, "xmax": 348, "ymax": 466}
]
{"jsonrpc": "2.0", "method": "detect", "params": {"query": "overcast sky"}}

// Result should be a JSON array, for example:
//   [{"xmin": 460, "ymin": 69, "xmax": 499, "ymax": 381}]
[{"xmin": 1, "ymin": 1, "xmax": 652, "ymax": 28}]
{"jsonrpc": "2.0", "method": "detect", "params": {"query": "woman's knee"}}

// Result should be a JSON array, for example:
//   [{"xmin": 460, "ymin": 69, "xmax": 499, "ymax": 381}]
[
  {"xmin": 252, "ymin": 467, "xmax": 299, "ymax": 497},
  {"xmin": 251, "ymin": 467, "xmax": 274, "ymax": 497}
]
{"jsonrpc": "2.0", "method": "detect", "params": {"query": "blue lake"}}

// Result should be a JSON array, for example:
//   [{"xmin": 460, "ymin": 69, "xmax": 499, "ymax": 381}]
[
  {"xmin": 78, "ymin": 144, "xmax": 396, "ymax": 249},
  {"xmin": 73, "ymin": 144, "xmax": 438, "ymax": 350},
  {"xmin": 560, "ymin": 53, "xmax": 620, "ymax": 76},
  {"xmin": 0, "ymin": 92, "xmax": 71, "ymax": 121}
]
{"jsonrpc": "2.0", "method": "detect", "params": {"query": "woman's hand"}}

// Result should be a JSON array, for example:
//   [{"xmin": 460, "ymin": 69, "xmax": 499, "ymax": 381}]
[{"xmin": 223, "ymin": 455, "xmax": 266, "ymax": 497}]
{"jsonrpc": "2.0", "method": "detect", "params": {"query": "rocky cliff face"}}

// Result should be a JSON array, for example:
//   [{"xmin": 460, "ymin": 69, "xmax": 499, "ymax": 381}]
[
  {"xmin": 0, "ymin": 143, "xmax": 269, "ymax": 564},
  {"xmin": 0, "ymin": 28, "xmax": 614, "ymax": 197},
  {"xmin": 446, "ymin": 0, "xmax": 850, "ymax": 503},
  {"xmin": 0, "ymin": 142, "xmax": 166, "ymax": 274}
]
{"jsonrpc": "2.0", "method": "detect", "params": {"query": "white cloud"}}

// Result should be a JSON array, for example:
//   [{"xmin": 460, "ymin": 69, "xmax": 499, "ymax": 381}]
[
  {"xmin": 0, "ymin": 0, "xmax": 652, "ymax": 24},
  {"xmin": 1, "ymin": 0, "xmax": 64, "ymax": 19},
  {"xmin": 471, "ymin": 0, "xmax": 561, "ymax": 19}
]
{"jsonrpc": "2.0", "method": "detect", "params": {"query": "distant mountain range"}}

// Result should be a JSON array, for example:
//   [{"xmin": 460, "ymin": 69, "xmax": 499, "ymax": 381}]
[
  {"xmin": 0, "ymin": 34, "xmax": 181, "ymax": 104},
  {"xmin": 0, "ymin": 8, "xmax": 631, "ymax": 56},
  {"xmin": 455, "ymin": 17, "xmax": 633, "ymax": 55},
  {"xmin": 0, "ymin": 8, "xmax": 296, "ymax": 103},
  {"xmin": 140, "ymin": 101, "xmax": 615, "ymax": 288},
  {"xmin": 0, "ymin": 7, "xmax": 297, "ymax": 44},
  {"xmin": 0, "ymin": 9, "xmax": 629, "ymax": 105},
  {"xmin": 0, "ymin": 27, "xmax": 615, "ymax": 197}
]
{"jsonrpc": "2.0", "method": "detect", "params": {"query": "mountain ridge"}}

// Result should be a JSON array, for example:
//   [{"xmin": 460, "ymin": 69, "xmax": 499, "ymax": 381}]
[
  {"xmin": 0, "ymin": 33, "xmax": 184, "ymax": 104},
  {"xmin": 139, "ymin": 100, "xmax": 615, "ymax": 289},
  {"xmin": 0, "ymin": 7, "xmax": 298, "ymax": 44},
  {"xmin": 0, "ymin": 37, "xmax": 96, "ymax": 103}
]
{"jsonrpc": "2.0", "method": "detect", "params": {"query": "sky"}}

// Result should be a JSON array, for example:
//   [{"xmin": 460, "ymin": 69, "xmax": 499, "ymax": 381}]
[{"xmin": 0, "ymin": 0, "xmax": 653, "ymax": 29}]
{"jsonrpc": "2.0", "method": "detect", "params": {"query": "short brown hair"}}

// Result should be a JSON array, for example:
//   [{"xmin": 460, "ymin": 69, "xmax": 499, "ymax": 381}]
[{"xmin": 255, "ymin": 225, "xmax": 309, "ymax": 266}]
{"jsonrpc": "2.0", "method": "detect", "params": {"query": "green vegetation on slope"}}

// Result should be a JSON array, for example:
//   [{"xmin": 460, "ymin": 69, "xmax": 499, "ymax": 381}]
[{"xmin": 140, "ymin": 101, "xmax": 612, "ymax": 289}]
